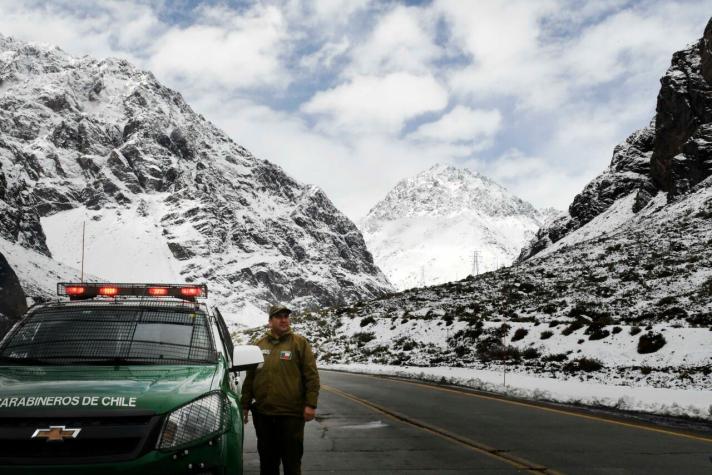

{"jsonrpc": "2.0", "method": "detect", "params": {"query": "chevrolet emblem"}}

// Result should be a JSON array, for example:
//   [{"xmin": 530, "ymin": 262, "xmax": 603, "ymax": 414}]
[{"xmin": 31, "ymin": 426, "xmax": 81, "ymax": 442}]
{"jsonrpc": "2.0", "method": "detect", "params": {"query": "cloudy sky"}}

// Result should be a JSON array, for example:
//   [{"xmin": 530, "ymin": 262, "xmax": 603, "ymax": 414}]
[{"xmin": 0, "ymin": 0, "xmax": 709, "ymax": 219}]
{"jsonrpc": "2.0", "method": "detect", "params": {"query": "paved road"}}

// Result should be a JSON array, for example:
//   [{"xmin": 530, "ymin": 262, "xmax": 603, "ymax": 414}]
[{"xmin": 244, "ymin": 370, "xmax": 712, "ymax": 474}]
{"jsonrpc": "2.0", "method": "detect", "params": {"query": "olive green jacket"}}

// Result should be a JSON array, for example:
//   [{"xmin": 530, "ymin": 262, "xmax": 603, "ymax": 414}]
[{"xmin": 240, "ymin": 330, "xmax": 320, "ymax": 417}]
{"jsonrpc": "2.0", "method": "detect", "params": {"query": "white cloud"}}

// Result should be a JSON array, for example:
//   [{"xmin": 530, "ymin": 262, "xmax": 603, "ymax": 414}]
[
  {"xmin": 438, "ymin": 0, "xmax": 708, "ymax": 112},
  {"xmin": 437, "ymin": 0, "xmax": 564, "ymax": 110},
  {"xmin": 148, "ymin": 4, "xmax": 288, "ymax": 91},
  {"xmin": 101, "ymin": 2, "xmax": 163, "ymax": 52},
  {"xmin": 562, "ymin": 7, "xmax": 705, "ymax": 88},
  {"xmin": 299, "ymin": 39, "xmax": 350, "ymax": 71},
  {"xmin": 0, "ymin": 1, "xmax": 291, "ymax": 92},
  {"xmin": 301, "ymin": 73, "xmax": 448, "ymax": 135},
  {"xmin": 345, "ymin": 5, "xmax": 441, "ymax": 77},
  {"xmin": 191, "ymin": 93, "xmax": 465, "ymax": 219},
  {"xmin": 280, "ymin": 0, "xmax": 373, "ymax": 50},
  {"xmin": 286, "ymin": 0, "xmax": 372, "ymax": 27},
  {"xmin": 0, "ymin": 0, "xmax": 710, "ymax": 220},
  {"xmin": 0, "ymin": 0, "xmax": 155, "ymax": 62},
  {"xmin": 410, "ymin": 106, "xmax": 502, "ymax": 146},
  {"xmin": 436, "ymin": 0, "xmax": 554, "ymax": 66},
  {"xmin": 467, "ymin": 150, "xmax": 587, "ymax": 211}
]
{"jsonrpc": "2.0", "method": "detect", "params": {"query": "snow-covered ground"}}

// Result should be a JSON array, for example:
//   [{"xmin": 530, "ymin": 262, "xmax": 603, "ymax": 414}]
[
  {"xmin": 326, "ymin": 364, "xmax": 712, "ymax": 420},
  {"xmin": 303, "ymin": 313, "xmax": 712, "ymax": 391},
  {"xmin": 330, "ymin": 316, "xmax": 712, "ymax": 370},
  {"xmin": 41, "ymin": 195, "xmax": 183, "ymax": 283}
]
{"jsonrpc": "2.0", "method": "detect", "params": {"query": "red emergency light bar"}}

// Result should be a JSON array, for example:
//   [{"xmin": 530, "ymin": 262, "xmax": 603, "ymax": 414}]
[
  {"xmin": 147, "ymin": 287, "xmax": 169, "ymax": 296},
  {"xmin": 98, "ymin": 286, "xmax": 119, "ymax": 296},
  {"xmin": 57, "ymin": 283, "xmax": 208, "ymax": 301},
  {"xmin": 180, "ymin": 287, "xmax": 202, "ymax": 297},
  {"xmin": 65, "ymin": 286, "xmax": 86, "ymax": 296}
]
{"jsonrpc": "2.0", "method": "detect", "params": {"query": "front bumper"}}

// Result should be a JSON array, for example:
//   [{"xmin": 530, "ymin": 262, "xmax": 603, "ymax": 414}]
[{"xmin": 0, "ymin": 434, "xmax": 238, "ymax": 475}]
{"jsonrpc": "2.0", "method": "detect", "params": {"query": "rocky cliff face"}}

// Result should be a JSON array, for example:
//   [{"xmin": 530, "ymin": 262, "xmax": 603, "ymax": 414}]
[
  {"xmin": 652, "ymin": 18, "xmax": 712, "ymax": 197},
  {"xmin": 519, "ymin": 18, "xmax": 712, "ymax": 261},
  {"xmin": 0, "ymin": 35, "xmax": 391, "ymax": 326},
  {"xmin": 361, "ymin": 165, "xmax": 552, "ymax": 289},
  {"xmin": 0, "ymin": 251, "xmax": 26, "ymax": 335}
]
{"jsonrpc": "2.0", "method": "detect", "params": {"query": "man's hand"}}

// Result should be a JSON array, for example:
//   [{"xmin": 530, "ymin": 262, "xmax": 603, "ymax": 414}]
[
  {"xmin": 304, "ymin": 406, "xmax": 316, "ymax": 422},
  {"xmin": 243, "ymin": 409, "xmax": 250, "ymax": 424}
]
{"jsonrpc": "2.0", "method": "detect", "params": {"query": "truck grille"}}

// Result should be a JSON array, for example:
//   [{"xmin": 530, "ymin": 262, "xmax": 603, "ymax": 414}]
[{"xmin": 0, "ymin": 411, "xmax": 162, "ymax": 465}]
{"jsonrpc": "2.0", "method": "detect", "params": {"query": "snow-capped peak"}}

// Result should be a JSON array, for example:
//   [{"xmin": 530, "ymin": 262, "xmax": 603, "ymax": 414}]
[
  {"xmin": 360, "ymin": 165, "xmax": 552, "ymax": 290},
  {"xmin": 365, "ymin": 164, "xmax": 541, "ymax": 223}
]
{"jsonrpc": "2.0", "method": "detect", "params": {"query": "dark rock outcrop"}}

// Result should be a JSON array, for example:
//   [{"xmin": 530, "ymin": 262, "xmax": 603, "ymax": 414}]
[
  {"xmin": 0, "ymin": 252, "xmax": 27, "ymax": 337},
  {"xmin": 520, "ymin": 18, "xmax": 712, "ymax": 261},
  {"xmin": 651, "ymin": 18, "xmax": 712, "ymax": 197}
]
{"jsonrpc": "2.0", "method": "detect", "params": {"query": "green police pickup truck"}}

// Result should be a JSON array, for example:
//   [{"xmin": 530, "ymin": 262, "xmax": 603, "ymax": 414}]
[{"xmin": 0, "ymin": 283, "xmax": 263, "ymax": 474}]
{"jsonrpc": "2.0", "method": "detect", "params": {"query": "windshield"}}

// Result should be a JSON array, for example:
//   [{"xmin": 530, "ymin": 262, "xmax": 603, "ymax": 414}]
[{"xmin": 0, "ymin": 304, "xmax": 217, "ymax": 365}]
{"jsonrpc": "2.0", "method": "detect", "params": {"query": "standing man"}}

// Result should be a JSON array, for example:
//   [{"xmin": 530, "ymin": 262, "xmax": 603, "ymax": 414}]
[{"xmin": 241, "ymin": 304, "xmax": 320, "ymax": 475}]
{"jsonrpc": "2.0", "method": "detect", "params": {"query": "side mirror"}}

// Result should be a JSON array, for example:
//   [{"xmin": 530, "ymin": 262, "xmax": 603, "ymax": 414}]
[{"xmin": 231, "ymin": 345, "xmax": 263, "ymax": 372}]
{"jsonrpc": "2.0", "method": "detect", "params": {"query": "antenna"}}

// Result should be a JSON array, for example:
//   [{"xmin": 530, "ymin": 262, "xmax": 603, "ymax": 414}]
[{"xmin": 80, "ymin": 220, "xmax": 86, "ymax": 282}]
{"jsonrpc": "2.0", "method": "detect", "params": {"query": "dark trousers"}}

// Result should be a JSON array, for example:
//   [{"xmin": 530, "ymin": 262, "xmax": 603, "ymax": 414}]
[{"xmin": 252, "ymin": 411, "xmax": 305, "ymax": 475}]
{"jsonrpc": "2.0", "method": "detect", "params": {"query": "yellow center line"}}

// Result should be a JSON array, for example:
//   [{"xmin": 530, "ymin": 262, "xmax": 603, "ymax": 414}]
[
  {"xmin": 322, "ymin": 383, "xmax": 564, "ymax": 475},
  {"xmin": 328, "ymin": 370, "xmax": 712, "ymax": 445}
]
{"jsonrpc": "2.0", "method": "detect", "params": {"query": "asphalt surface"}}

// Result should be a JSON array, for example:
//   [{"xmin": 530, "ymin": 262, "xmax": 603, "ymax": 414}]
[{"xmin": 243, "ymin": 370, "xmax": 712, "ymax": 474}]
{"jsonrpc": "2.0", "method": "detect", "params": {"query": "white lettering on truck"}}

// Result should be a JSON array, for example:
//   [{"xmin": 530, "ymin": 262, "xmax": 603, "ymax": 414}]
[{"xmin": 0, "ymin": 395, "xmax": 137, "ymax": 408}]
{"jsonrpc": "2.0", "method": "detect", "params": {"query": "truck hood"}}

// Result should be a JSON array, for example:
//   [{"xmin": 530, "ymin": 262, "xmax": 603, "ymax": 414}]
[{"xmin": 0, "ymin": 364, "xmax": 219, "ymax": 414}]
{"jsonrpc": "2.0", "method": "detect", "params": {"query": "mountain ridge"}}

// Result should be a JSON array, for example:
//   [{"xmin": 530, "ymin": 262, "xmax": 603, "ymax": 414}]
[
  {"xmin": 364, "ymin": 164, "xmax": 543, "ymax": 220},
  {"xmin": 0, "ymin": 33, "xmax": 392, "ymax": 327},
  {"xmin": 360, "ymin": 164, "xmax": 553, "ymax": 290}
]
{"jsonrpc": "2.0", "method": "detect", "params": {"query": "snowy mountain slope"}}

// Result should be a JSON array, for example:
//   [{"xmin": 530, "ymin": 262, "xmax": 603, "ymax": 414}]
[
  {"xmin": 41, "ymin": 196, "xmax": 184, "ymax": 283},
  {"xmin": 0, "ymin": 34, "xmax": 392, "ymax": 327},
  {"xmin": 284, "ymin": 176, "xmax": 712, "ymax": 389},
  {"xmin": 360, "ymin": 165, "xmax": 552, "ymax": 290},
  {"xmin": 519, "ymin": 18, "xmax": 712, "ymax": 261},
  {"xmin": 534, "ymin": 191, "xmax": 661, "ymax": 260},
  {"xmin": 280, "ymin": 20, "xmax": 712, "ymax": 396}
]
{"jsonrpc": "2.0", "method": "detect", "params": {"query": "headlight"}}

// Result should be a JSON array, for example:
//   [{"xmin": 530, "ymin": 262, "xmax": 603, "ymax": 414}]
[{"xmin": 158, "ymin": 392, "xmax": 229, "ymax": 450}]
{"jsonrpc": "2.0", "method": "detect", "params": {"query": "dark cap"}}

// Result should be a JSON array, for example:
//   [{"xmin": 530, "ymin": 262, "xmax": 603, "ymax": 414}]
[{"xmin": 268, "ymin": 304, "xmax": 291, "ymax": 318}]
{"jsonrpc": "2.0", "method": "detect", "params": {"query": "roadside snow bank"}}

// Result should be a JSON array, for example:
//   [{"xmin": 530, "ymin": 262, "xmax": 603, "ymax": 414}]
[{"xmin": 325, "ymin": 364, "xmax": 712, "ymax": 420}]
